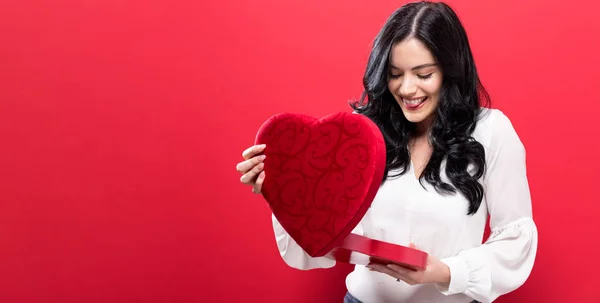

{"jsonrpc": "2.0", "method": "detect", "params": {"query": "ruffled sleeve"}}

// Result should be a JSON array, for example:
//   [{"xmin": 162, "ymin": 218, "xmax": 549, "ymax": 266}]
[{"xmin": 436, "ymin": 111, "xmax": 538, "ymax": 303}]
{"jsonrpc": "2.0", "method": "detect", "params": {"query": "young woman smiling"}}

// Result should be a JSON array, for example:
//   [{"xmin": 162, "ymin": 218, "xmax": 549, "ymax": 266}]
[{"xmin": 236, "ymin": 2, "xmax": 538, "ymax": 302}]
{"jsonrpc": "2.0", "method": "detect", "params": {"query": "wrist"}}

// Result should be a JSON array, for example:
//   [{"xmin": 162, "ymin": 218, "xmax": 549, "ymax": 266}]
[{"xmin": 436, "ymin": 261, "xmax": 451, "ymax": 284}]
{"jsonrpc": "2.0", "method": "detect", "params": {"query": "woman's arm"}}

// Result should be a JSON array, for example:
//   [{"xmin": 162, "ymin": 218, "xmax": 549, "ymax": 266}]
[
  {"xmin": 272, "ymin": 215, "xmax": 336, "ymax": 270},
  {"xmin": 435, "ymin": 110, "xmax": 538, "ymax": 303}
]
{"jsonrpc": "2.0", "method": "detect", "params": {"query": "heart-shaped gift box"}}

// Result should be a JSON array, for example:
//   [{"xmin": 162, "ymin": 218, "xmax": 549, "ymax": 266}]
[{"xmin": 254, "ymin": 112, "xmax": 427, "ymax": 270}]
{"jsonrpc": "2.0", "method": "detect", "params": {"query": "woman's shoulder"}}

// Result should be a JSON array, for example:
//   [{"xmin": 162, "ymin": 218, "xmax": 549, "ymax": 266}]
[
  {"xmin": 473, "ymin": 107, "xmax": 524, "ymax": 150},
  {"xmin": 476, "ymin": 107, "xmax": 511, "ymax": 127}
]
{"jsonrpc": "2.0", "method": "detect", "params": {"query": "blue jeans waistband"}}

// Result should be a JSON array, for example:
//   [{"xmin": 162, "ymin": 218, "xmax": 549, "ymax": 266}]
[{"xmin": 344, "ymin": 292, "xmax": 362, "ymax": 303}]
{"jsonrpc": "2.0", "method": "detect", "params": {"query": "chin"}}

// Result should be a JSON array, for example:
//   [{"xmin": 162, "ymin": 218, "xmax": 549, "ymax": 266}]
[
  {"xmin": 399, "ymin": 105, "xmax": 432, "ymax": 124},
  {"xmin": 403, "ymin": 113, "xmax": 427, "ymax": 123}
]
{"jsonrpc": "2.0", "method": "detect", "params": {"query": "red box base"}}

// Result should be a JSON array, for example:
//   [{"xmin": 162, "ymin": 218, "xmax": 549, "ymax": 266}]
[{"xmin": 326, "ymin": 233, "xmax": 428, "ymax": 270}]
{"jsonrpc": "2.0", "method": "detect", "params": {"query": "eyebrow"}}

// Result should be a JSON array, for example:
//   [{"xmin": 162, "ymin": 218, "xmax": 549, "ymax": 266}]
[{"xmin": 389, "ymin": 63, "xmax": 437, "ymax": 70}]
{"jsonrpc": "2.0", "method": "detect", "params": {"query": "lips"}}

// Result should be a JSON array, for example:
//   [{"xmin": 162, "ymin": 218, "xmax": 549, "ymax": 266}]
[{"xmin": 402, "ymin": 97, "xmax": 427, "ymax": 110}]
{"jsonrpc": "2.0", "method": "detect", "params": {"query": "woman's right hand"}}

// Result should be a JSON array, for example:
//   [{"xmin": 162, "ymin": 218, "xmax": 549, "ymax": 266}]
[{"xmin": 236, "ymin": 144, "xmax": 267, "ymax": 194}]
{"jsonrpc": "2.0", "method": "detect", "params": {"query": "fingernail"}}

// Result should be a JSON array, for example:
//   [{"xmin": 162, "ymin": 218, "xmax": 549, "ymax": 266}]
[{"xmin": 259, "ymin": 155, "xmax": 266, "ymax": 160}]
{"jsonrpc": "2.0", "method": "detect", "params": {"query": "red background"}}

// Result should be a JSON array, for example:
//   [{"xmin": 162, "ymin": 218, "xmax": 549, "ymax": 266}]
[{"xmin": 1, "ymin": 0, "xmax": 598, "ymax": 302}]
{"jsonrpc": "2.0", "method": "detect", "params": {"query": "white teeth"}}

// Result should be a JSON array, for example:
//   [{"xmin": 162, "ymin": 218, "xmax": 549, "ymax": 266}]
[{"xmin": 403, "ymin": 97, "xmax": 426, "ymax": 105}]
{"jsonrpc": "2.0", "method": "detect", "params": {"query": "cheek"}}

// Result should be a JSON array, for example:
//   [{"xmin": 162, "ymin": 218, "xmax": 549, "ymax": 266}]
[{"xmin": 422, "ymin": 79, "xmax": 442, "ymax": 97}]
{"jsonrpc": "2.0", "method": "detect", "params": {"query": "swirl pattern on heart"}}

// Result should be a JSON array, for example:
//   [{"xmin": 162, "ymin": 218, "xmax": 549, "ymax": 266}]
[{"xmin": 255, "ymin": 112, "xmax": 385, "ymax": 257}]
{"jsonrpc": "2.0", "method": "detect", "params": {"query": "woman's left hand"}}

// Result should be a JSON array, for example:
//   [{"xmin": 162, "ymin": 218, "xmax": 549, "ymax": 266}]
[{"xmin": 366, "ymin": 244, "xmax": 451, "ymax": 285}]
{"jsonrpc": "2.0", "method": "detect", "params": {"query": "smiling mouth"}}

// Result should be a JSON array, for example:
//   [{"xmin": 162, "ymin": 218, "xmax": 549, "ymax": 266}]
[{"xmin": 402, "ymin": 97, "xmax": 427, "ymax": 110}]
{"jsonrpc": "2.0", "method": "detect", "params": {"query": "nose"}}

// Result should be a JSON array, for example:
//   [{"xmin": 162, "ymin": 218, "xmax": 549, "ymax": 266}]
[{"xmin": 399, "ymin": 77, "xmax": 417, "ymax": 97}]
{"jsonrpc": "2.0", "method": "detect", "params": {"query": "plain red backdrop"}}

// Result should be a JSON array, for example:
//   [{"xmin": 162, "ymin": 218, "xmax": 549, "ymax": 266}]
[{"xmin": 1, "ymin": 0, "xmax": 599, "ymax": 302}]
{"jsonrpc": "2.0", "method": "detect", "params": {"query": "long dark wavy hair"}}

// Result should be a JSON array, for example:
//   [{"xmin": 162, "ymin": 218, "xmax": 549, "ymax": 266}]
[{"xmin": 350, "ymin": 1, "xmax": 491, "ymax": 215}]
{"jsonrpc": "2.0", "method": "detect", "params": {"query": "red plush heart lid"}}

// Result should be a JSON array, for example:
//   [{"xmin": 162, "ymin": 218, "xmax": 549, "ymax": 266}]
[{"xmin": 254, "ymin": 111, "xmax": 386, "ymax": 257}]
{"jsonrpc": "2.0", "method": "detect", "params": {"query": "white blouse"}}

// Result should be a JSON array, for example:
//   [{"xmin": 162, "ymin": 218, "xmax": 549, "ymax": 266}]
[{"xmin": 270, "ymin": 108, "xmax": 538, "ymax": 303}]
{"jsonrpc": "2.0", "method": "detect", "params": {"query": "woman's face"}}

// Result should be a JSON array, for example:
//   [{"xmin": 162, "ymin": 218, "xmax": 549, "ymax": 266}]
[{"xmin": 387, "ymin": 37, "xmax": 443, "ymax": 130}]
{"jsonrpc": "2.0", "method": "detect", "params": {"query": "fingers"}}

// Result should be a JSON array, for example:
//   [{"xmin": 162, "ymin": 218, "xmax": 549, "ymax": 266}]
[
  {"xmin": 367, "ymin": 263, "xmax": 416, "ymax": 285},
  {"xmin": 236, "ymin": 154, "xmax": 266, "ymax": 174},
  {"xmin": 242, "ymin": 144, "xmax": 266, "ymax": 160},
  {"xmin": 253, "ymin": 171, "xmax": 266, "ymax": 194},
  {"xmin": 368, "ymin": 263, "xmax": 402, "ymax": 280},
  {"xmin": 237, "ymin": 144, "xmax": 268, "ymax": 194},
  {"xmin": 240, "ymin": 161, "xmax": 264, "ymax": 185},
  {"xmin": 387, "ymin": 264, "xmax": 415, "ymax": 274}
]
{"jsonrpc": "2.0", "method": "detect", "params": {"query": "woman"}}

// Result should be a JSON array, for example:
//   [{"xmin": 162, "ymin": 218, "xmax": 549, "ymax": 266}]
[{"xmin": 236, "ymin": 1, "xmax": 537, "ymax": 302}]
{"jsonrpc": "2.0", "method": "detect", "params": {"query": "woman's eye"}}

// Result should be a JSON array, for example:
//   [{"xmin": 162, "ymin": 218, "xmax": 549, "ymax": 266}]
[
  {"xmin": 418, "ymin": 73, "xmax": 433, "ymax": 80},
  {"xmin": 390, "ymin": 74, "xmax": 402, "ymax": 79}
]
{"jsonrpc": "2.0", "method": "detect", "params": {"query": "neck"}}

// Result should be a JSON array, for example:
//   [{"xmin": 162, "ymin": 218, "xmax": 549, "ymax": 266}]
[{"xmin": 414, "ymin": 115, "xmax": 435, "ymax": 137}]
